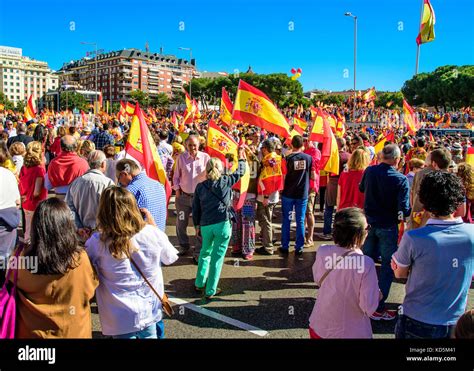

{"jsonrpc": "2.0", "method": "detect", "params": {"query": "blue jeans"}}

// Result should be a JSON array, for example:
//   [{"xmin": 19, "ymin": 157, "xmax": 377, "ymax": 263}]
[
  {"xmin": 362, "ymin": 224, "xmax": 398, "ymax": 312},
  {"xmin": 395, "ymin": 315, "xmax": 455, "ymax": 339},
  {"xmin": 281, "ymin": 196, "xmax": 308, "ymax": 251},
  {"xmin": 322, "ymin": 205, "xmax": 334, "ymax": 235},
  {"xmin": 113, "ymin": 320, "xmax": 165, "ymax": 339}
]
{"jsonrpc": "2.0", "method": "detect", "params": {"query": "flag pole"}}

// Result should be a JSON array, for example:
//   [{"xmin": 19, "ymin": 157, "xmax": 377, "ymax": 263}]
[{"xmin": 415, "ymin": 0, "xmax": 425, "ymax": 75}]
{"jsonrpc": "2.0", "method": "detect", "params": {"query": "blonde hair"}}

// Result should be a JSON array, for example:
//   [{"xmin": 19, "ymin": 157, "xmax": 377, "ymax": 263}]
[
  {"xmin": 206, "ymin": 157, "xmax": 223, "ymax": 181},
  {"xmin": 348, "ymin": 148, "xmax": 370, "ymax": 171},
  {"xmin": 79, "ymin": 140, "xmax": 95, "ymax": 158},
  {"xmin": 97, "ymin": 186, "xmax": 146, "ymax": 259},
  {"xmin": 457, "ymin": 163, "xmax": 474, "ymax": 200},
  {"xmin": 9, "ymin": 141, "xmax": 26, "ymax": 156},
  {"xmin": 24, "ymin": 141, "xmax": 43, "ymax": 168}
]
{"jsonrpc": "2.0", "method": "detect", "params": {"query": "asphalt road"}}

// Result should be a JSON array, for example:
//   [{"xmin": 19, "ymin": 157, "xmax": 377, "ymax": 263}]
[{"xmin": 91, "ymin": 197, "xmax": 473, "ymax": 339}]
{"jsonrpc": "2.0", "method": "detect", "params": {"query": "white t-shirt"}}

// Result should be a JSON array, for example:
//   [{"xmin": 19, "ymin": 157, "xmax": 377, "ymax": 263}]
[{"xmin": 0, "ymin": 167, "xmax": 20, "ymax": 209}]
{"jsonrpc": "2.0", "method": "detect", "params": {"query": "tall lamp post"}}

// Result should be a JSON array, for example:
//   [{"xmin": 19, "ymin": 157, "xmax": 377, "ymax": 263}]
[
  {"xmin": 81, "ymin": 41, "xmax": 98, "ymax": 113},
  {"xmin": 179, "ymin": 47, "xmax": 193, "ymax": 99},
  {"xmin": 345, "ymin": 12, "xmax": 357, "ymax": 123}
]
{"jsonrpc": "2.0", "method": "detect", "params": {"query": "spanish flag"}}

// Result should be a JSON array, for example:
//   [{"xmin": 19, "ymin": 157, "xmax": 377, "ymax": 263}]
[
  {"xmin": 293, "ymin": 115, "xmax": 307, "ymax": 132},
  {"xmin": 374, "ymin": 131, "xmax": 395, "ymax": 155},
  {"xmin": 126, "ymin": 102, "xmax": 135, "ymax": 115},
  {"xmin": 220, "ymin": 87, "xmax": 233, "ymax": 127},
  {"xmin": 309, "ymin": 107, "xmax": 325, "ymax": 142},
  {"xmin": 362, "ymin": 87, "xmax": 377, "ymax": 103},
  {"xmin": 232, "ymin": 80, "xmax": 290, "ymax": 138},
  {"xmin": 206, "ymin": 119, "xmax": 249, "ymax": 210},
  {"xmin": 466, "ymin": 147, "xmax": 474, "ymax": 166},
  {"xmin": 125, "ymin": 103, "xmax": 171, "ymax": 202},
  {"xmin": 416, "ymin": 0, "xmax": 436, "ymax": 45},
  {"xmin": 335, "ymin": 112, "xmax": 346, "ymax": 137},
  {"xmin": 327, "ymin": 114, "xmax": 337, "ymax": 131},
  {"xmin": 321, "ymin": 111, "xmax": 339, "ymax": 176},
  {"xmin": 183, "ymin": 91, "xmax": 196, "ymax": 124},
  {"xmin": 258, "ymin": 152, "xmax": 284, "ymax": 196},
  {"xmin": 24, "ymin": 95, "xmax": 36, "ymax": 121},
  {"xmin": 403, "ymin": 99, "xmax": 419, "ymax": 135},
  {"xmin": 171, "ymin": 111, "xmax": 179, "ymax": 131}
]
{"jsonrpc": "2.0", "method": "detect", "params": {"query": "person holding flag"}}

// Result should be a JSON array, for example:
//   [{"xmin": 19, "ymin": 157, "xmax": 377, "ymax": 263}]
[
  {"xmin": 193, "ymin": 148, "xmax": 247, "ymax": 299},
  {"xmin": 255, "ymin": 139, "xmax": 285, "ymax": 255}
]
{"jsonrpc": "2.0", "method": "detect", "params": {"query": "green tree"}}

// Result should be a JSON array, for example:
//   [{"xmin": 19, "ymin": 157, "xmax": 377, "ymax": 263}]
[
  {"xmin": 60, "ymin": 92, "xmax": 88, "ymax": 111},
  {"xmin": 402, "ymin": 65, "xmax": 474, "ymax": 109},
  {"xmin": 150, "ymin": 92, "xmax": 170, "ymax": 109},
  {"xmin": 112, "ymin": 102, "xmax": 121, "ymax": 114},
  {"xmin": 129, "ymin": 89, "xmax": 149, "ymax": 107},
  {"xmin": 15, "ymin": 100, "xmax": 26, "ymax": 113},
  {"xmin": 375, "ymin": 92, "xmax": 403, "ymax": 108}
]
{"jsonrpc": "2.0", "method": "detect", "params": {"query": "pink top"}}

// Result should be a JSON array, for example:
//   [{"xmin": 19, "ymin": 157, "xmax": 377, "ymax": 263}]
[
  {"xmin": 309, "ymin": 244, "xmax": 380, "ymax": 338},
  {"xmin": 304, "ymin": 147, "xmax": 321, "ymax": 192},
  {"xmin": 172, "ymin": 151, "xmax": 210, "ymax": 194}
]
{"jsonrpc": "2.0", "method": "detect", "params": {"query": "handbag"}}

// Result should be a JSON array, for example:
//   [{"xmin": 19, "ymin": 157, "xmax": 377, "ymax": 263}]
[
  {"xmin": 0, "ymin": 244, "xmax": 24, "ymax": 339},
  {"xmin": 315, "ymin": 250, "xmax": 352, "ymax": 289},
  {"xmin": 126, "ymin": 251, "xmax": 174, "ymax": 318},
  {"xmin": 203, "ymin": 184, "xmax": 237, "ymax": 223}
]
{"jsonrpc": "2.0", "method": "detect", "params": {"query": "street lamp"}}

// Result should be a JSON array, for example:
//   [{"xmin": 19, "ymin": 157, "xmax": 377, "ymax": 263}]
[
  {"xmin": 345, "ymin": 12, "xmax": 357, "ymax": 123},
  {"xmin": 179, "ymin": 47, "xmax": 193, "ymax": 99},
  {"xmin": 81, "ymin": 41, "xmax": 98, "ymax": 113}
]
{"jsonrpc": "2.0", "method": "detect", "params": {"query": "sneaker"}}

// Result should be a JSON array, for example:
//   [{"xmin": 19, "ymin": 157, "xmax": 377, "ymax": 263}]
[
  {"xmin": 256, "ymin": 247, "xmax": 274, "ymax": 256},
  {"xmin": 315, "ymin": 233, "xmax": 333, "ymax": 241},
  {"xmin": 295, "ymin": 249, "xmax": 303, "ymax": 256},
  {"xmin": 370, "ymin": 309, "xmax": 397, "ymax": 321},
  {"xmin": 243, "ymin": 253, "xmax": 254, "ymax": 261},
  {"xmin": 279, "ymin": 248, "xmax": 289, "ymax": 255},
  {"xmin": 178, "ymin": 245, "xmax": 190, "ymax": 256},
  {"xmin": 304, "ymin": 240, "xmax": 314, "ymax": 247},
  {"xmin": 205, "ymin": 288, "xmax": 222, "ymax": 300}
]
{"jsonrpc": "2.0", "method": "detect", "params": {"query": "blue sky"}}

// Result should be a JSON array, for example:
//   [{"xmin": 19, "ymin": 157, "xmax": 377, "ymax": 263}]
[{"xmin": 0, "ymin": 0, "xmax": 473, "ymax": 92}]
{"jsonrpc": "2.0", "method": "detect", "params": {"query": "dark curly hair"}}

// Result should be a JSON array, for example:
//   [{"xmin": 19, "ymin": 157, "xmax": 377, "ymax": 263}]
[{"xmin": 419, "ymin": 171, "xmax": 465, "ymax": 217}]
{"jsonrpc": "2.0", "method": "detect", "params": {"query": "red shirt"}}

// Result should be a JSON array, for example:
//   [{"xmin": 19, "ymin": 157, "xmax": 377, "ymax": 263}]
[
  {"xmin": 19, "ymin": 165, "xmax": 48, "ymax": 211},
  {"xmin": 338, "ymin": 170, "xmax": 365, "ymax": 209}
]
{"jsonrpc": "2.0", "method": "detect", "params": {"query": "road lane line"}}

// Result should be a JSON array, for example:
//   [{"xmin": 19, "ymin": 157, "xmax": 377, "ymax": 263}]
[{"xmin": 168, "ymin": 296, "xmax": 268, "ymax": 337}]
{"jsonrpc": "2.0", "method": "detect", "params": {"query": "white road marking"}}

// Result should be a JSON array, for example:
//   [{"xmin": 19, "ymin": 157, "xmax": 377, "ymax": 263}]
[{"xmin": 168, "ymin": 296, "xmax": 268, "ymax": 337}]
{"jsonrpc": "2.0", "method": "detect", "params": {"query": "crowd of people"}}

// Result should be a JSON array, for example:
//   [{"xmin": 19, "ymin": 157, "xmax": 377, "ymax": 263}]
[{"xmin": 0, "ymin": 105, "xmax": 473, "ymax": 340}]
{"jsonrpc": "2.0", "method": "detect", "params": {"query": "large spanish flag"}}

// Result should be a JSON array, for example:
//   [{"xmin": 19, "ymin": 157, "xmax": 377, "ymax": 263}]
[
  {"xmin": 374, "ymin": 131, "xmax": 395, "ymax": 155},
  {"xmin": 416, "ymin": 0, "xmax": 436, "ymax": 45},
  {"xmin": 232, "ymin": 80, "xmax": 290, "ymax": 138},
  {"xmin": 403, "ymin": 99, "xmax": 420, "ymax": 135},
  {"xmin": 125, "ymin": 103, "xmax": 171, "ymax": 202},
  {"xmin": 24, "ymin": 95, "xmax": 36, "ymax": 121},
  {"xmin": 220, "ymin": 87, "xmax": 233, "ymax": 127},
  {"xmin": 206, "ymin": 119, "xmax": 249, "ymax": 210},
  {"xmin": 321, "ymin": 110, "xmax": 339, "ymax": 176},
  {"xmin": 466, "ymin": 147, "xmax": 474, "ymax": 166}
]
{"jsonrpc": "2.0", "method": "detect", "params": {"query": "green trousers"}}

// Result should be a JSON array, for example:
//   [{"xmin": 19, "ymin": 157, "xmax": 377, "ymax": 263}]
[{"xmin": 195, "ymin": 220, "xmax": 232, "ymax": 296}]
